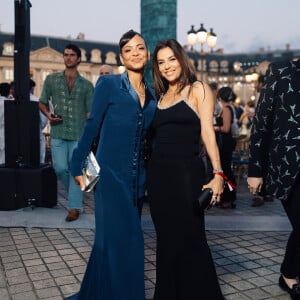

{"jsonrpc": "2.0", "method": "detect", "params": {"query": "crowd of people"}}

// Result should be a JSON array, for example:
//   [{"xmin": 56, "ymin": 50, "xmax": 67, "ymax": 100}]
[{"xmin": 1, "ymin": 31, "xmax": 299, "ymax": 299}]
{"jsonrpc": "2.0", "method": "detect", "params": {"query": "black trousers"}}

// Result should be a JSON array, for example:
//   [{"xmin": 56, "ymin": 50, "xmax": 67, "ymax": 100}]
[
  {"xmin": 219, "ymin": 135, "xmax": 236, "ymax": 203},
  {"xmin": 280, "ymin": 174, "xmax": 300, "ymax": 278}
]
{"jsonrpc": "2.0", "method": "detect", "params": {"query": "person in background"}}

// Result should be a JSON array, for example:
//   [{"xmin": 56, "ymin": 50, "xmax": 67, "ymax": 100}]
[
  {"xmin": 247, "ymin": 60, "xmax": 300, "ymax": 299},
  {"xmin": 209, "ymin": 81, "xmax": 222, "ymax": 116},
  {"xmin": 29, "ymin": 79, "xmax": 48, "ymax": 164},
  {"xmin": 214, "ymin": 86, "xmax": 237, "ymax": 209},
  {"xmin": 8, "ymin": 81, "xmax": 15, "ymax": 100},
  {"xmin": 0, "ymin": 82, "xmax": 10, "ymax": 165},
  {"xmin": 65, "ymin": 30, "xmax": 157, "ymax": 300},
  {"xmin": 238, "ymin": 100, "xmax": 255, "ymax": 128},
  {"xmin": 99, "ymin": 64, "xmax": 114, "ymax": 76},
  {"xmin": 249, "ymin": 74, "xmax": 273, "ymax": 207},
  {"xmin": 233, "ymin": 98, "xmax": 244, "ymax": 120},
  {"xmin": 0, "ymin": 82, "xmax": 10, "ymax": 99},
  {"xmin": 238, "ymin": 100, "xmax": 255, "ymax": 141},
  {"xmin": 39, "ymin": 43, "xmax": 94, "ymax": 222},
  {"xmin": 148, "ymin": 39, "xmax": 224, "ymax": 300},
  {"xmin": 255, "ymin": 74, "xmax": 265, "ymax": 95}
]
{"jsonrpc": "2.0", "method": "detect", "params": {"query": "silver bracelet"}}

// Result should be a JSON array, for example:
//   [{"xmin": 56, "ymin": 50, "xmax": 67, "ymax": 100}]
[{"xmin": 213, "ymin": 168, "xmax": 224, "ymax": 173}]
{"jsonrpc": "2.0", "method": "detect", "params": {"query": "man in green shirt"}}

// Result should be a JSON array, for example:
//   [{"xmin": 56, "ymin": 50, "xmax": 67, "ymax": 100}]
[{"xmin": 39, "ymin": 44, "xmax": 94, "ymax": 222}]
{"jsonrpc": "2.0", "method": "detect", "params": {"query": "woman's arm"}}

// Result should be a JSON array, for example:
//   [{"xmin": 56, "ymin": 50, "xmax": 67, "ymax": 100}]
[
  {"xmin": 71, "ymin": 77, "xmax": 111, "ymax": 177},
  {"xmin": 192, "ymin": 82, "xmax": 224, "ymax": 202}
]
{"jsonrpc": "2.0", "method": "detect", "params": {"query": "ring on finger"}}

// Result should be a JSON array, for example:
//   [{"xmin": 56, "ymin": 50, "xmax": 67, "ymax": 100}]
[{"xmin": 212, "ymin": 195, "xmax": 217, "ymax": 204}]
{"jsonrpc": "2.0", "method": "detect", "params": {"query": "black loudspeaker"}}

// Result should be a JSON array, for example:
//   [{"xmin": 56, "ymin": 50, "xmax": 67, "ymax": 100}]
[
  {"xmin": 0, "ymin": 164, "xmax": 57, "ymax": 211},
  {"xmin": 4, "ymin": 101, "xmax": 40, "ymax": 168},
  {"xmin": 14, "ymin": 0, "xmax": 31, "ymax": 103},
  {"xmin": 0, "ymin": 168, "xmax": 22, "ymax": 210},
  {"xmin": 5, "ymin": 1, "xmax": 39, "ymax": 168},
  {"xmin": 17, "ymin": 164, "xmax": 57, "ymax": 208}
]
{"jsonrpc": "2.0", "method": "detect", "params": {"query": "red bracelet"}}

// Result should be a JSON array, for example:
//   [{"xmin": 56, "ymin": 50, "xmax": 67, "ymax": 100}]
[{"xmin": 213, "ymin": 171, "xmax": 236, "ymax": 191}]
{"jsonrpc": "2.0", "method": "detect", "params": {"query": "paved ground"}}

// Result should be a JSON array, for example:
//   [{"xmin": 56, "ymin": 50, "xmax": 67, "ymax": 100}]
[{"xmin": 0, "ymin": 178, "xmax": 293, "ymax": 300}]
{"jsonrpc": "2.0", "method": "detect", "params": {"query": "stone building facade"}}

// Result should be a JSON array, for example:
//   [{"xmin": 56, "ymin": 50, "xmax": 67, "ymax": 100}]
[
  {"xmin": 1, "ymin": 31, "xmax": 300, "ymax": 102},
  {"xmin": 0, "ymin": 32, "xmax": 121, "ymax": 96}
]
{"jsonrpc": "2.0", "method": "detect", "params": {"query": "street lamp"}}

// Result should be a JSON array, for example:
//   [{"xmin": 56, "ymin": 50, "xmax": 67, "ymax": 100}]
[
  {"xmin": 187, "ymin": 25, "xmax": 197, "ymax": 51},
  {"xmin": 187, "ymin": 24, "xmax": 217, "ymax": 80},
  {"xmin": 187, "ymin": 23, "xmax": 217, "ymax": 53}
]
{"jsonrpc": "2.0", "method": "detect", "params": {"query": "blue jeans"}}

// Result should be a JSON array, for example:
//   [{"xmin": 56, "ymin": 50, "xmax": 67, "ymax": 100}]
[{"xmin": 51, "ymin": 139, "xmax": 83, "ymax": 210}]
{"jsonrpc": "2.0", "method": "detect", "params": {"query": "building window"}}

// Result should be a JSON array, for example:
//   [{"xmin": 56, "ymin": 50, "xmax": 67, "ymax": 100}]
[
  {"xmin": 220, "ymin": 60, "xmax": 229, "ymax": 73},
  {"xmin": 80, "ymin": 48, "xmax": 87, "ymax": 62},
  {"xmin": 105, "ymin": 51, "xmax": 117, "ymax": 65},
  {"xmin": 209, "ymin": 60, "xmax": 219, "ymax": 73},
  {"xmin": 90, "ymin": 49, "xmax": 101, "ymax": 63},
  {"xmin": 3, "ymin": 42, "xmax": 14, "ymax": 56},
  {"xmin": 197, "ymin": 59, "xmax": 207, "ymax": 72},
  {"xmin": 5, "ymin": 69, "xmax": 14, "ymax": 81}
]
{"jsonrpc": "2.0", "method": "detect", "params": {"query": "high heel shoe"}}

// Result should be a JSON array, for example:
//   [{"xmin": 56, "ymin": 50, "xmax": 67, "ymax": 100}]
[{"xmin": 279, "ymin": 275, "xmax": 300, "ymax": 299}]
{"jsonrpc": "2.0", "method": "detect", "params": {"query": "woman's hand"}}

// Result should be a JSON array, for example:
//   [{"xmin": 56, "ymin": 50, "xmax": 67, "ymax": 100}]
[
  {"xmin": 202, "ymin": 174, "xmax": 224, "ymax": 206},
  {"xmin": 247, "ymin": 177, "xmax": 263, "ymax": 195},
  {"xmin": 74, "ymin": 175, "xmax": 86, "ymax": 191}
]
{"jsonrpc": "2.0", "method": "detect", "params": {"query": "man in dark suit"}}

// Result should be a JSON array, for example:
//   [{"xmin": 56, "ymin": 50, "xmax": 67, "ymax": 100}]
[
  {"xmin": 247, "ymin": 59, "xmax": 300, "ymax": 299},
  {"xmin": 251, "ymin": 74, "xmax": 274, "ymax": 207}
]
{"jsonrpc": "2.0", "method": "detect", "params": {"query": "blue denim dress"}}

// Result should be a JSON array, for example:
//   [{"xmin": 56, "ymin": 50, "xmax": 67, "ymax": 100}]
[{"xmin": 66, "ymin": 72, "xmax": 156, "ymax": 300}]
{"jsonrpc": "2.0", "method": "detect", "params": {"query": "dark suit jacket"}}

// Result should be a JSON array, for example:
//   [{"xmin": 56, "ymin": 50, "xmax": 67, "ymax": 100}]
[{"xmin": 248, "ymin": 60, "xmax": 300, "ymax": 201}]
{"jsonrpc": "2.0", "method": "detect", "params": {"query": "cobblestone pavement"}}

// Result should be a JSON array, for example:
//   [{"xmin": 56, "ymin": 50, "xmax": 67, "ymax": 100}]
[{"xmin": 0, "ymin": 179, "xmax": 292, "ymax": 300}]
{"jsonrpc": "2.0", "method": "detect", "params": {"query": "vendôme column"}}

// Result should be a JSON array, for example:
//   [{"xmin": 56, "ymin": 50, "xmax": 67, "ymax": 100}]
[{"xmin": 141, "ymin": 0, "xmax": 177, "ymax": 84}]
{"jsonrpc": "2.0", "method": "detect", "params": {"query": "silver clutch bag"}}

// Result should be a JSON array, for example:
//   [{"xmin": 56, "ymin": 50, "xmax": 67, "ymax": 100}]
[{"xmin": 82, "ymin": 151, "xmax": 100, "ymax": 192}]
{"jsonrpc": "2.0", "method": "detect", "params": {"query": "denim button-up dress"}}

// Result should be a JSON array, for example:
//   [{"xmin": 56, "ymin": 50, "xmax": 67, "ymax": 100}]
[{"xmin": 69, "ymin": 71, "xmax": 157, "ymax": 300}]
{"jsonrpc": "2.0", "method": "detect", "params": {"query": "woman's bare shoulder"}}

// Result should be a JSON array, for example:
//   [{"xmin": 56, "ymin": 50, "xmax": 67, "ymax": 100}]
[{"xmin": 192, "ymin": 80, "xmax": 205, "ymax": 89}]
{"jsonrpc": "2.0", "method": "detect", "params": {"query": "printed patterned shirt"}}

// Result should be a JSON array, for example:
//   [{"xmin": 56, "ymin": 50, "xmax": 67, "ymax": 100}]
[
  {"xmin": 248, "ymin": 60, "xmax": 300, "ymax": 200},
  {"xmin": 39, "ymin": 71, "xmax": 94, "ymax": 141}
]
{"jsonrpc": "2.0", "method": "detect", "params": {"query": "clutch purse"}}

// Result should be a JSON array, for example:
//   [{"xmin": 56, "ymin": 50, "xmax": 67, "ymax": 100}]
[
  {"xmin": 82, "ymin": 151, "xmax": 100, "ymax": 192},
  {"xmin": 197, "ymin": 188, "xmax": 213, "ymax": 210}
]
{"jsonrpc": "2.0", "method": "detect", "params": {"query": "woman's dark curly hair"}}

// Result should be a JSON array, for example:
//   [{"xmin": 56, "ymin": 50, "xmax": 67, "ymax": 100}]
[{"xmin": 151, "ymin": 39, "xmax": 197, "ymax": 97}]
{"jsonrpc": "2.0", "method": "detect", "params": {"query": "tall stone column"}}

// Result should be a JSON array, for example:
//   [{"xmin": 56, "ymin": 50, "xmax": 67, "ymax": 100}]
[{"xmin": 141, "ymin": 0, "xmax": 177, "ymax": 84}]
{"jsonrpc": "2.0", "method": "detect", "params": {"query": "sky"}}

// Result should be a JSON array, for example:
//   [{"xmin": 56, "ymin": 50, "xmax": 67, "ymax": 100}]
[{"xmin": 1, "ymin": 0, "xmax": 300, "ymax": 54}]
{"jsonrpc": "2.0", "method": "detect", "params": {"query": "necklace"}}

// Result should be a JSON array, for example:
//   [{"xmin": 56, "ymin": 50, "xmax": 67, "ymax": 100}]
[{"xmin": 133, "ymin": 83, "xmax": 145, "ymax": 97}]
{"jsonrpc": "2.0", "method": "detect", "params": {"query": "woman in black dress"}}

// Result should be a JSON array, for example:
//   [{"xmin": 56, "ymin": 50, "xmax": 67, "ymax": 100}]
[
  {"xmin": 214, "ymin": 87, "xmax": 237, "ymax": 208},
  {"xmin": 147, "ymin": 39, "xmax": 224, "ymax": 300}
]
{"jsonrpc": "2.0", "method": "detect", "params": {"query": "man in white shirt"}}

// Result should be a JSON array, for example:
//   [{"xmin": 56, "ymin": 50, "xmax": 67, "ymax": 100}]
[
  {"xmin": 29, "ymin": 79, "xmax": 48, "ymax": 163},
  {"xmin": 0, "ymin": 82, "xmax": 11, "ymax": 165}
]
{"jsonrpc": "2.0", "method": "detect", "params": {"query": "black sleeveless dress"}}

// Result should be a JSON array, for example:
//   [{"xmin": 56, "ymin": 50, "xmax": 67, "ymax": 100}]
[{"xmin": 147, "ymin": 99, "xmax": 224, "ymax": 300}]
